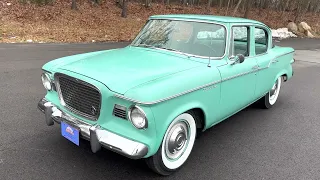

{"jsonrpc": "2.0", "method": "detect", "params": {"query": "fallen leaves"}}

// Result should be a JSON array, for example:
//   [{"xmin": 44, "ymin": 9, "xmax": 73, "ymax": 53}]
[{"xmin": 0, "ymin": 0, "xmax": 319, "ymax": 43}]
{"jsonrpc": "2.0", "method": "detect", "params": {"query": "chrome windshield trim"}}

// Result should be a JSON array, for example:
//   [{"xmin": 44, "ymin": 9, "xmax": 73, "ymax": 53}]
[{"xmin": 130, "ymin": 18, "xmax": 228, "ymax": 60}]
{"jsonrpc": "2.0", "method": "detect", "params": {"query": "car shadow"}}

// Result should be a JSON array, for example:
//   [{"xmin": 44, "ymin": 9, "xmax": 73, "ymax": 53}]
[{"xmin": 53, "ymin": 100, "xmax": 281, "ymax": 179}]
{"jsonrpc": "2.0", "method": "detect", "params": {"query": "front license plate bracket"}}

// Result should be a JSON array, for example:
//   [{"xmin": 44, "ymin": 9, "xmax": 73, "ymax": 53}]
[{"xmin": 61, "ymin": 121, "xmax": 80, "ymax": 146}]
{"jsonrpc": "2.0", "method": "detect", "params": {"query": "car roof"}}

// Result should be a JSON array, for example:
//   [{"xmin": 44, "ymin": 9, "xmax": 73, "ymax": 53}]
[{"xmin": 150, "ymin": 14, "xmax": 266, "ymax": 26}]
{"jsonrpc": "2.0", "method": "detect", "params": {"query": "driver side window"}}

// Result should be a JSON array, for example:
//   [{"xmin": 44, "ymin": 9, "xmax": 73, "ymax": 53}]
[{"xmin": 231, "ymin": 26, "xmax": 249, "ymax": 57}]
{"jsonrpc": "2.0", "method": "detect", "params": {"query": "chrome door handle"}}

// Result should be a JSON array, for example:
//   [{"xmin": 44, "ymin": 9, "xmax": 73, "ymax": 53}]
[
  {"xmin": 252, "ymin": 65, "xmax": 259, "ymax": 70},
  {"xmin": 272, "ymin": 59, "xmax": 279, "ymax": 63}
]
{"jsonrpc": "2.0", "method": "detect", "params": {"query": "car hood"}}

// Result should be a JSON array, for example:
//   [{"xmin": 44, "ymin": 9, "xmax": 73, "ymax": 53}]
[{"xmin": 51, "ymin": 46, "xmax": 203, "ymax": 94}]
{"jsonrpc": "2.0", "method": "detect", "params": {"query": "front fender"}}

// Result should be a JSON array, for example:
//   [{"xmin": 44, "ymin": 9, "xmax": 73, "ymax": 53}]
[{"xmin": 146, "ymin": 84, "xmax": 221, "ymax": 156}]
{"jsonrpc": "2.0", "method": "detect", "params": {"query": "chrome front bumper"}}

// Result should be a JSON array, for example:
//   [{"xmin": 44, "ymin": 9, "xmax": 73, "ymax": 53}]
[{"xmin": 37, "ymin": 98, "xmax": 148, "ymax": 159}]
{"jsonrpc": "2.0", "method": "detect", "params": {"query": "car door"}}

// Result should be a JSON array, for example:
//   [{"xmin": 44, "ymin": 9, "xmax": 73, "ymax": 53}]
[
  {"xmin": 217, "ymin": 25, "xmax": 258, "ymax": 119},
  {"xmin": 253, "ymin": 26, "xmax": 277, "ymax": 97}
]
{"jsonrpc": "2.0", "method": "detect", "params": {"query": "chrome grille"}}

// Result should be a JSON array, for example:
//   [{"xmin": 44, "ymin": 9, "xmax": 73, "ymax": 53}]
[{"xmin": 55, "ymin": 73, "xmax": 101, "ymax": 120}]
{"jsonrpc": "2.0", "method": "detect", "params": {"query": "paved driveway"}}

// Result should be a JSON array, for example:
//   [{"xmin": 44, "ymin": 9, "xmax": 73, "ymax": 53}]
[{"xmin": 0, "ymin": 39, "xmax": 319, "ymax": 180}]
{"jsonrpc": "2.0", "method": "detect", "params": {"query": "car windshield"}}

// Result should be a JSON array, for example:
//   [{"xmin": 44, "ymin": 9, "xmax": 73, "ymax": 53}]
[{"xmin": 131, "ymin": 19, "xmax": 226, "ymax": 58}]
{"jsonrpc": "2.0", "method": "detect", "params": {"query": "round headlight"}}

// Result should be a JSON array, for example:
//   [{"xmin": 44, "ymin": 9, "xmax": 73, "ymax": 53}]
[
  {"xmin": 41, "ymin": 73, "xmax": 52, "ymax": 91},
  {"xmin": 128, "ymin": 106, "xmax": 148, "ymax": 129}
]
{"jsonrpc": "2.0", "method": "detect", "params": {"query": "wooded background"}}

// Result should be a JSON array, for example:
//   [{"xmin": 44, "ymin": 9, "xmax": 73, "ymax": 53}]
[
  {"xmin": 23, "ymin": 0, "xmax": 320, "ymax": 20},
  {"xmin": 91, "ymin": 0, "xmax": 320, "ymax": 20},
  {"xmin": 1, "ymin": 0, "xmax": 319, "ymax": 42}
]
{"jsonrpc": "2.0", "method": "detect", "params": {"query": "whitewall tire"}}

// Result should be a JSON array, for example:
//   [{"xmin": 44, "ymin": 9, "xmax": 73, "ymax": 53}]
[
  {"xmin": 259, "ymin": 76, "xmax": 282, "ymax": 109},
  {"xmin": 146, "ymin": 111, "xmax": 197, "ymax": 176}
]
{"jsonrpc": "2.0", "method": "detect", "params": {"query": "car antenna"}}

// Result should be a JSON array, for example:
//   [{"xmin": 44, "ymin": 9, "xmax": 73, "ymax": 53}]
[{"xmin": 207, "ymin": 57, "xmax": 211, "ymax": 68}]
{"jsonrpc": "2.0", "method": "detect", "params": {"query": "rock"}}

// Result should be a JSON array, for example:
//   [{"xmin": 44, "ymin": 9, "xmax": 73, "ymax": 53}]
[
  {"xmin": 287, "ymin": 22, "xmax": 298, "ymax": 32},
  {"xmin": 26, "ymin": 39, "xmax": 33, "ymax": 42},
  {"xmin": 298, "ymin": 22, "xmax": 311, "ymax": 33},
  {"xmin": 305, "ymin": 30, "xmax": 315, "ymax": 38}
]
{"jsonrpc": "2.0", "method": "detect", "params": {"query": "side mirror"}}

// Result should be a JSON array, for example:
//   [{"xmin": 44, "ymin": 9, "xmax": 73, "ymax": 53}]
[
  {"xmin": 231, "ymin": 54, "xmax": 245, "ymax": 65},
  {"xmin": 236, "ymin": 54, "xmax": 245, "ymax": 63}
]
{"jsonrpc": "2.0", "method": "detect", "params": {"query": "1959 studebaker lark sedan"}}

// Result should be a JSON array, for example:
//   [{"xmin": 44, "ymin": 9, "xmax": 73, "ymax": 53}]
[{"xmin": 38, "ymin": 14, "xmax": 295, "ymax": 175}]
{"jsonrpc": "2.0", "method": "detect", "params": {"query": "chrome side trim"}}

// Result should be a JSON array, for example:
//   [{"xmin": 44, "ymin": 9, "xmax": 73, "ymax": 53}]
[
  {"xmin": 114, "ymin": 80, "xmax": 221, "ymax": 105},
  {"xmin": 221, "ymin": 69, "xmax": 258, "ymax": 82},
  {"xmin": 115, "ymin": 51, "xmax": 294, "ymax": 106},
  {"xmin": 267, "ymin": 51, "xmax": 295, "ymax": 67}
]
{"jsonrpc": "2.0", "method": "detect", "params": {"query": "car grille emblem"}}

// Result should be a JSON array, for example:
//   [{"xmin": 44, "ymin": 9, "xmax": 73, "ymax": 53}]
[{"xmin": 91, "ymin": 106, "xmax": 97, "ymax": 116}]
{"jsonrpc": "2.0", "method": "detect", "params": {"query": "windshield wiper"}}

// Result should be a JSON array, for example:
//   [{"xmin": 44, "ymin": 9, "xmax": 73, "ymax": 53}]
[
  {"xmin": 132, "ymin": 43, "xmax": 156, "ymax": 49},
  {"xmin": 158, "ymin": 47, "xmax": 195, "ymax": 58}
]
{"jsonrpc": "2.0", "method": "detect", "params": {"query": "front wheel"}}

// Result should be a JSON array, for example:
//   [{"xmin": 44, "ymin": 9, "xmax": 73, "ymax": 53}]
[
  {"xmin": 258, "ymin": 76, "xmax": 282, "ymax": 109},
  {"xmin": 146, "ymin": 112, "xmax": 197, "ymax": 176}
]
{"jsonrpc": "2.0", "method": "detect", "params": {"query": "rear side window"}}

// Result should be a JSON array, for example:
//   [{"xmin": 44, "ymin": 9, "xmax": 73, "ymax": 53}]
[
  {"xmin": 231, "ymin": 26, "xmax": 249, "ymax": 57},
  {"xmin": 254, "ymin": 28, "xmax": 268, "ymax": 55}
]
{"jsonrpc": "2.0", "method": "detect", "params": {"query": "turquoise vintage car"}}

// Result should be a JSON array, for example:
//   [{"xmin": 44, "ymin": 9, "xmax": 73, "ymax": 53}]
[{"xmin": 38, "ymin": 14, "xmax": 295, "ymax": 175}]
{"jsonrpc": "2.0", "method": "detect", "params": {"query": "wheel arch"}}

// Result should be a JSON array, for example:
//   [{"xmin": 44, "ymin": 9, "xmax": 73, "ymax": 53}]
[
  {"xmin": 149, "ymin": 101, "xmax": 208, "ymax": 156},
  {"xmin": 282, "ymin": 74, "xmax": 288, "ymax": 82},
  {"xmin": 189, "ymin": 108, "xmax": 206, "ymax": 132},
  {"xmin": 274, "ymin": 69, "xmax": 289, "ymax": 83}
]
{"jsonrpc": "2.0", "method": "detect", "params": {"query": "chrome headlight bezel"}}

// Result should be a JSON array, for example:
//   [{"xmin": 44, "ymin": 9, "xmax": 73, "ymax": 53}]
[
  {"xmin": 128, "ymin": 105, "xmax": 148, "ymax": 129},
  {"xmin": 41, "ymin": 72, "xmax": 52, "ymax": 91}
]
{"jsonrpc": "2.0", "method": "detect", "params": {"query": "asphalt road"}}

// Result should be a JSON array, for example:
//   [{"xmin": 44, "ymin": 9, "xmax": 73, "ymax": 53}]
[{"xmin": 0, "ymin": 39, "xmax": 320, "ymax": 180}]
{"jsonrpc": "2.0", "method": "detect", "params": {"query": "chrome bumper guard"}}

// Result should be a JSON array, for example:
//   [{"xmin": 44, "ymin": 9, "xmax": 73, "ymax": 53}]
[{"xmin": 37, "ymin": 98, "xmax": 148, "ymax": 159}]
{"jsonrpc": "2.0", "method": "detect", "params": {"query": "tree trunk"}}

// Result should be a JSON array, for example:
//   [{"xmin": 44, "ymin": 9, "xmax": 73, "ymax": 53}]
[
  {"xmin": 241, "ymin": 0, "xmax": 246, "ymax": 12},
  {"xmin": 90, "ymin": 0, "xmax": 99, "ymax": 6},
  {"xmin": 121, "ymin": 0, "xmax": 127, "ymax": 18},
  {"xmin": 225, "ymin": 0, "xmax": 231, "ymax": 15},
  {"xmin": 183, "ymin": 0, "xmax": 187, "ymax": 6},
  {"xmin": 71, "ymin": 0, "xmax": 77, "ymax": 10},
  {"xmin": 217, "ymin": 0, "xmax": 223, "ymax": 13},
  {"xmin": 244, "ymin": 0, "xmax": 252, "ymax": 18},
  {"xmin": 280, "ymin": 0, "xmax": 290, "ymax": 16},
  {"xmin": 293, "ymin": 1, "xmax": 301, "ymax": 23},
  {"xmin": 145, "ymin": 0, "xmax": 150, "ymax": 8},
  {"xmin": 314, "ymin": 1, "xmax": 320, "ymax": 15},
  {"xmin": 263, "ymin": 0, "xmax": 268, "ymax": 9},
  {"xmin": 207, "ymin": 0, "xmax": 212, "ymax": 8},
  {"xmin": 297, "ymin": 0, "xmax": 311, "ymax": 21},
  {"xmin": 232, "ymin": 0, "xmax": 243, "ymax": 16}
]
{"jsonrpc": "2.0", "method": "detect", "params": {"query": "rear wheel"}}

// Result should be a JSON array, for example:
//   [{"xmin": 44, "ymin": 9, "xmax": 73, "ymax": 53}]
[
  {"xmin": 258, "ymin": 76, "xmax": 282, "ymax": 109},
  {"xmin": 146, "ymin": 111, "xmax": 197, "ymax": 176}
]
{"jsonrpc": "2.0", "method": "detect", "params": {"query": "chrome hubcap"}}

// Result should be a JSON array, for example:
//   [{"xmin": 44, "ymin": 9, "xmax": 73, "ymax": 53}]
[{"xmin": 165, "ymin": 121, "xmax": 189, "ymax": 160}]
